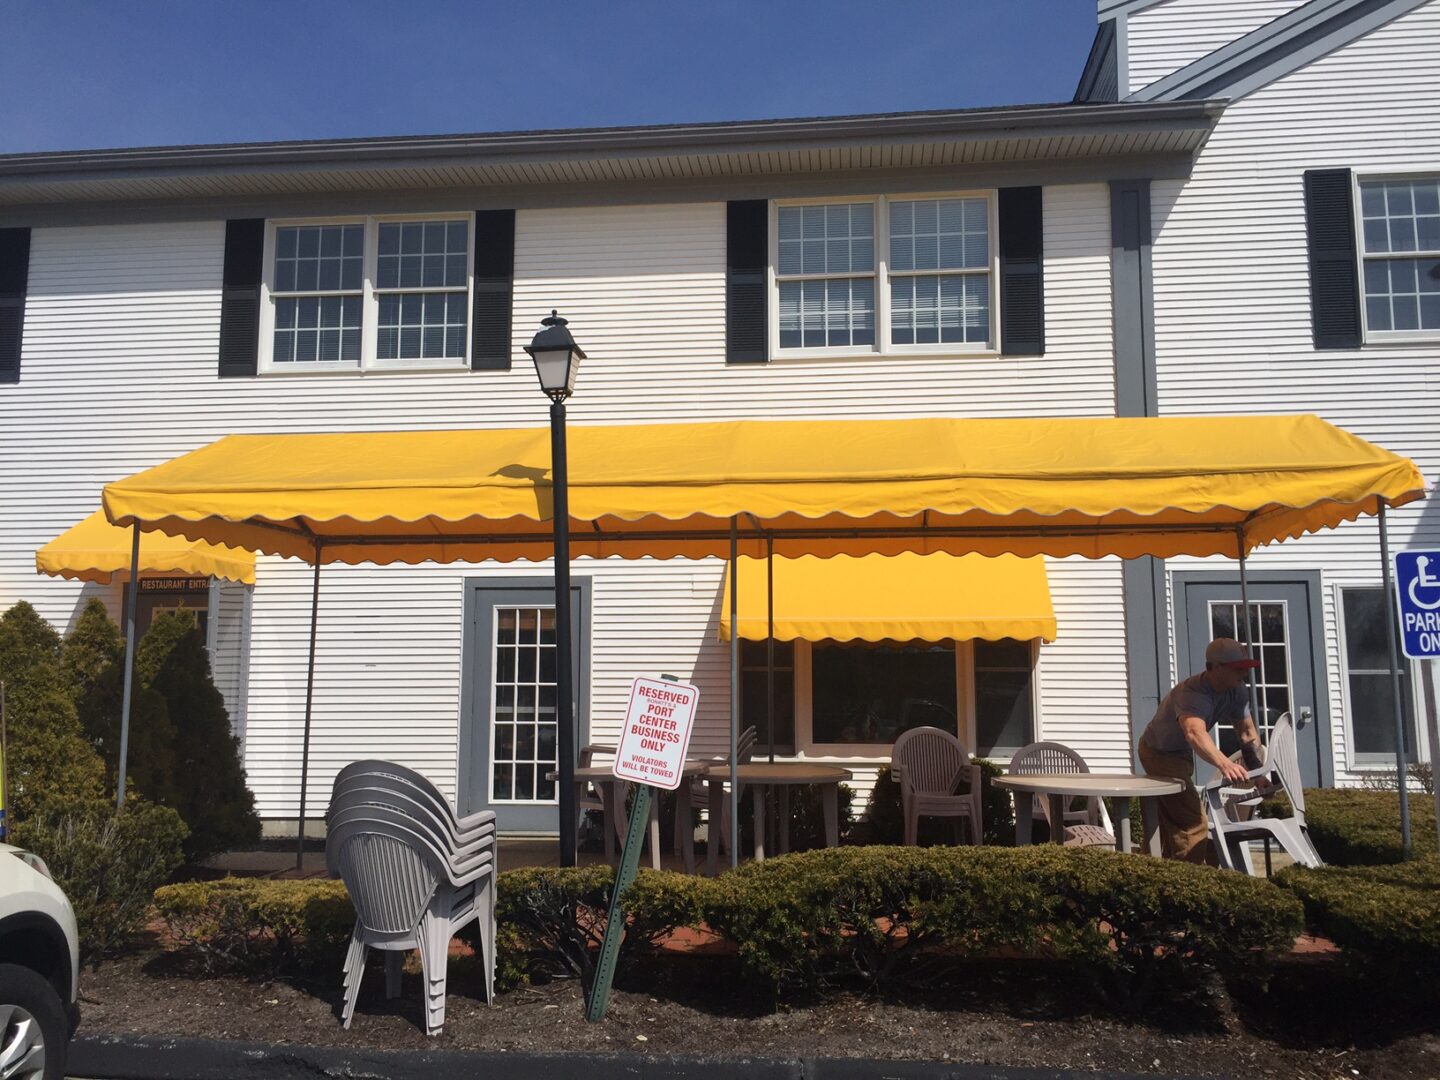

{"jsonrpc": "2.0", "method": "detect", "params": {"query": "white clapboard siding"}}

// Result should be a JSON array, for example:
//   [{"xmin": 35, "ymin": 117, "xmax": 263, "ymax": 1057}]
[
  {"xmin": 1, "ymin": 186, "xmax": 1119, "ymax": 819},
  {"xmin": 1037, "ymin": 557, "xmax": 1134, "ymax": 773},
  {"xmin": 1151, "ymin": 0, "xmax": 1440, "ymax": 782},
  {"xmin": 1126, "ymin": 0, "xmax": 1306, "ymax": 96}
]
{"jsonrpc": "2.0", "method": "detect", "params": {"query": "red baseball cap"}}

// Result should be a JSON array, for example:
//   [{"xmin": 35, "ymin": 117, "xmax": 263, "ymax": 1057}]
[{"xmin": 1206, "ymin": 637, "xmax": 1261, "ymax": 669}]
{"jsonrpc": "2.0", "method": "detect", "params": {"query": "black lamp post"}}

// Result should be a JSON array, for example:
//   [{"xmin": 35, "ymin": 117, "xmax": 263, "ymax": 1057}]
[{"xmin": 525, "ymin": 310, "xmax": 586, "ymax": 867}]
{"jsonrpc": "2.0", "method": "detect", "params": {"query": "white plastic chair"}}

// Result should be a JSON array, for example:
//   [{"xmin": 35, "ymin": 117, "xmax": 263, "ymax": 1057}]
[
  {"xmin": 1203, "ymin": 712, "xmax": 1323, "ymax": 873},
  {"xmin": 891, "ymin": 726, "xmax": 983, "ymax": 846},
  {"xmin": 327, "ymin": 814, "xmax": 492, "ymax": 1034},
  {"xmin": 1008, "ymin": 741, "xmax": 1115, "ymax": 848},
  {"xmin": 326, "ymin": 764, "xmax": 497, "ymax": 1031}
]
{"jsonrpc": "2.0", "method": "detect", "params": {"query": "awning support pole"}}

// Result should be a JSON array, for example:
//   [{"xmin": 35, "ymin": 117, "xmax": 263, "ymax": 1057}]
[
  {"xmin": 296, "ymin": 543, "xmax": 322, "ymax": 873},
  {"xmin": 116, "ymin": 523, "xmax": 141, "ymax": 810},
  {"xmin": 1236, "ymin": 528, "xmax": 1261, "ymax": 731},
  {"xmin": 729, "ymin": 518, "xmax": 740, "ymax": 871},
  {"xmin": 767, "ymin": 534, "xmax": 775, "ymax": 766},
  {"xmin": 1377, "ymin": 501, "xmax": 1413, "ymax": 852}
]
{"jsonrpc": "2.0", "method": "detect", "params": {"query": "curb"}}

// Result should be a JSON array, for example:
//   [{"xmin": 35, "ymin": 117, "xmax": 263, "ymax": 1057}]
[{"xmin": 70, "ymin": 1032, "xmax": 1216, "ymax": 1080}]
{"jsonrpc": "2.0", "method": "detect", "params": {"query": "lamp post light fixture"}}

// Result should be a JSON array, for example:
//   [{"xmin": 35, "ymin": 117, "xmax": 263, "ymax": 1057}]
[{"xmin": 525, "ymin": 311, "xmax": 586, "ymax": 867}]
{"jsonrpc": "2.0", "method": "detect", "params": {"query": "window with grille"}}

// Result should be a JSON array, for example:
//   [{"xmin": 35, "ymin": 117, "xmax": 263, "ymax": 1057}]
[
  {"xmin": 1207, "ymin": 601, "xmax": 1292, "ymax": 754},
  {"xmin": 490, "ymin": 606, "xmax": 559, "ymax": 804},
  {"xmin": 773, "ymin": 194, "xmax": 995, "ymax": 355},
  {"xmin": 1358, "ymin": 177, "xmax": 1440, "ymax": 340},
  {"xmin": 262, "ymin": 215, "xmax": 473, "ymax": 371}
]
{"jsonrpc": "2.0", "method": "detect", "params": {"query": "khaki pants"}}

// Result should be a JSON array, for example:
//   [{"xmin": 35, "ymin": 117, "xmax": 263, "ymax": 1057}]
[{"xmin": 1138, "ymin": 740, "xmax": 1216, "ymax": 865}]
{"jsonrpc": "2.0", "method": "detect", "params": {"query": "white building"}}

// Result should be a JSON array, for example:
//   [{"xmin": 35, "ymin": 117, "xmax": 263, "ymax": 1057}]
[{"xmin": 1, "ymin": 0, "xmax": 1435, "ymax": 834}]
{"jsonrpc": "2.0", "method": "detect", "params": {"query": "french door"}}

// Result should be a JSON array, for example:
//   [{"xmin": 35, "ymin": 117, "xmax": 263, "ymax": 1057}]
[{"xmin": 460, "ymin": 578, "xmax": 589, "ymax": 832}]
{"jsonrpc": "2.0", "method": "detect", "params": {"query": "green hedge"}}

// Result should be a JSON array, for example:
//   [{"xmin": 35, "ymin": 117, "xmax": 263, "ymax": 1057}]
[
  {"xmin": 157, "ymin": 847, "xmax": 1301, "ymax": 1009},
  {"xmin": 1265, "ymin": 788, "xmax": 1437, "ymax": 865},
  {"xmin": 706, "ymin": 846, "xmax": 1300, "ymax": 1004},
  {"xmin": 1276, "ymin": 858, "xmax": 1440, "ymax": 984},
  {"xmin": 154, "ymin": 877, "xmax": 354, "ymax": 973}
]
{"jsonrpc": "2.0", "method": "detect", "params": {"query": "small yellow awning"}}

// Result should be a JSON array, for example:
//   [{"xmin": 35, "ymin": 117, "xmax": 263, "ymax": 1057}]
[
  {"xmin": 36, "ymin": 510, "xmax": 255, "ymax": 585},
  {"xmin": 101, "ymin": 415, "xmax": 1426, "ymax": 565},
  {"xmin": 719, "ymin": 553, "xmax": 1055, "ymax": 643}
]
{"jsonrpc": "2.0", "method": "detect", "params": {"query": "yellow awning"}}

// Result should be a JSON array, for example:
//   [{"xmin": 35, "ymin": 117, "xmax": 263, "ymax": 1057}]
[
  {"xmin": 36, "ymin": 510, "xmax": 256, "ymax": 585},
  {"xmin": 101, "ymin": 415, "xmax": 1425, "ymax": 565},
  {"xmin": 719, "ymin": 553, "xmax": 1056, "ymax": 643}
]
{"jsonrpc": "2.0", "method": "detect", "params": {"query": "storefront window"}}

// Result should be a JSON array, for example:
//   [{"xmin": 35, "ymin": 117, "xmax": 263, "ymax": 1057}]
[
  {"xmin": 974, "ymin": 638, "xmax": 1034, "ymax": 757},
  {"xmin": 811, "ymin": 640, "xmax": 956, "ymax": 745},
  {"xmin": 740, "ymin": 639, "xmax": 795, "ymax": 754}
]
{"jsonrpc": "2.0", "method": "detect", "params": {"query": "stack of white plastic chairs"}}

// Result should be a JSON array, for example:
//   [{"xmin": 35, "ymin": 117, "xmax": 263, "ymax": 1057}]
[{"xmin": 326, "ymin": 760, "xmax": 497, "ymax": 1035}]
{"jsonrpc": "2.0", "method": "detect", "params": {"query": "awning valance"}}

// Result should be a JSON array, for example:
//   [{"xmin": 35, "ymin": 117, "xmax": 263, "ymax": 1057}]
[
  {"xmin": 101, "ymin": 415, "xmax": 1426, "ymax": 565},
  {"xmin": 36, "ymin": 510, "xmax": 256, "ymax": 585},
  {"xmin": 718, "ymin": 553, "xmax": 1056, "ymax": 644}
]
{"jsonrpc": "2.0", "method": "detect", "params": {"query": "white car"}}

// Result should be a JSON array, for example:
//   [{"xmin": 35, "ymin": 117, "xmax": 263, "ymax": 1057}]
[{"xmin": 0, "ymin": 843, "xmax": 79, "ymax": 1080}]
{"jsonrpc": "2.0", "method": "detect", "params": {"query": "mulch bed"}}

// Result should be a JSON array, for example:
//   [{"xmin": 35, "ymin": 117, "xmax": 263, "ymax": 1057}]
[{"xmin": 77, "ymin": 941, "xmax": 1439, "ymax": 1079}]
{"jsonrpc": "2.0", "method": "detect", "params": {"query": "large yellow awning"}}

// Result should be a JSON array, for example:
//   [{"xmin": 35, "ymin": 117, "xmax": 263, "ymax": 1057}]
[
  {"xmin": 719, "ymin": 553, "xmax": 1056, "ymax": 643},
  {"xmin": 101, "ymin": 415, "xmax": 1425, "ymax": 565},
  {"xmin": 36, "ymin": 510, "xmax": 256, "ymax": 585}
]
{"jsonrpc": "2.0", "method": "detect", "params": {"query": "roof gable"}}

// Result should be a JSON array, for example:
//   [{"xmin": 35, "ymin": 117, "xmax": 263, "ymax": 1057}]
[{"xmin": 1128, "ymin": 0, "xmax": 1431, "ymax": 101}]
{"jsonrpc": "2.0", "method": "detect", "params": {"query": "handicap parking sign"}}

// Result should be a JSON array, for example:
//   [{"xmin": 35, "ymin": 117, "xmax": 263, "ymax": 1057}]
[{"xmin": 1394, "ymin": 550, "xmax": 1440, "ymax": 659}]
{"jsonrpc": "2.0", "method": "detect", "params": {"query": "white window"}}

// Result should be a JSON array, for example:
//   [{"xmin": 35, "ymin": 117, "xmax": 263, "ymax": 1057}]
[
  {"xmin": 261, "ymin": 215, "xmax": 474, "ymax": 372},
  {"xmin": 772, "ymin": 194, "xmax": 996, "ymax": 356},
  {"xmin": 1338, "ymin": 587, "xmax": 1423, "ymax": 767},
  {"xmin": 1357, "ymin": 176, "xmax": 1440, "ymax": 341}
]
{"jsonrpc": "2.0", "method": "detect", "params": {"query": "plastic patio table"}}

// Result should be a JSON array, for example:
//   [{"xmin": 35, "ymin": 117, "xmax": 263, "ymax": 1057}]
[
  {"xmin": 991, "ymin": 773, "xmax": 1183, "ymax": 855},
  {"xmin": 703, "ymin": 762, "xmax": 853, "ymax": 876}
]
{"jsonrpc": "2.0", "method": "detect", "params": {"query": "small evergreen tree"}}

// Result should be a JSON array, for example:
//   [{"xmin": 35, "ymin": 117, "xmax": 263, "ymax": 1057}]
[
  {"xmin": 64, "ymin": 600, "xmax": 178, "ymax": 806},
  {"xmin": 0, "ymin": 602, "xmax": 105, "ymax": 818},
  {"xmin": 140, "ymin": 611, "xmax": 260, "ymax": 860},
  {"xmin": 60, "ymin": 598, "xmax": 122, "ymax": 704}
]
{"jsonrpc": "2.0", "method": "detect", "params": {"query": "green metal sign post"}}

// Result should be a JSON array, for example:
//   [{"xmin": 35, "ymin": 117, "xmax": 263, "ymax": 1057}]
[{"xmin": 585, "ymin": 781, "xmax": 653, "ymax": 1022}]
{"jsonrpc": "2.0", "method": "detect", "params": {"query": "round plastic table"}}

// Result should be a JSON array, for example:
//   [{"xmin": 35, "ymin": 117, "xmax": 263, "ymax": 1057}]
[
  {"xmin": 702, "ymin": 762, "xmax": 853, "ymax": 875},
  {"xmin": 991, "ymin": 773, "xmax": 1184, "ymax": 854}
]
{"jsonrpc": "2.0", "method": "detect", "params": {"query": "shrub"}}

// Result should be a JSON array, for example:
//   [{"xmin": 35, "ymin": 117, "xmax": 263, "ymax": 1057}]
[
  {"xmin": 154, "ymin": 877, "xmax": 353, "ymax": 973},
  {"xmin": 866, "ymin": 760, "xmax": 1014, "ymax": 846},
  {"xmin": 15, "ymin": 797, "xmax": 187, "ymax": 958},
  {"xmin": 1265, "ymin": 788, "xmax": 1437, "ymax": 865},
  {"xmin": 704, "ymin": 846, "xmax": 1301, "ymax": 1005},
  {"xmin": 1276, "ymin": 858, "xmax": 1440, "ymax": 986},
  {"xmin": 64, "ymin": 600, "xmax": 179, "ymax": 806},
  {"xmin": 492, "ymin": 864, "xmax": 706, "ymax": 986},
  {"xmin": 60, "ymin": 599, "xmax": 123, "ymax": 703},
  {"xmin": 0, "ymin": 601, "xmax": 106, "ymax": 818},
  {"xmin": 139, "ymin": 611, "xmax": 260, "ymax": 860}
]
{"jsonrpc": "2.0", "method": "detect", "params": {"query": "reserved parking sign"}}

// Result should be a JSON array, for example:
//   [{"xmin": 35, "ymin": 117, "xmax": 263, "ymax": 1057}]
[{"xmin": 612, "ymin": 676, "xmax": 699, "ymax": 790}]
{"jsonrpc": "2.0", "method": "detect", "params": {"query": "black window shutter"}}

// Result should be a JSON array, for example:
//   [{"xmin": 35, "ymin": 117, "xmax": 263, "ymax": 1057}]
[
  {"xmin": 1304, "ymin": 168, "xmax": 1361, "ymax": 350},
  {"xmin": 471, "ymin": 209, "xmax": 515, "ymax": 371},
  {"xmin": 218, "ymin": 219, "xmax": 264, "ymax": 378},
  {"xmin": 0, "ymin": 227, "xmax": 31, "ymax": 385},
  {"xmin": 727, "ymin": 200, "xmax": 768, "ymax": 363},
  {"xmin": 998, "ymin": 187, "xmax": 1045, "ymax": 356}
]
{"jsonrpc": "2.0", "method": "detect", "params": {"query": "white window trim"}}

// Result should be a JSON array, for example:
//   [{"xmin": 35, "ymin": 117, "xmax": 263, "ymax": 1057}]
[
  {"xmin": 259, "ymin": 212, "xmax": 476, "ymax": 375},
  {"xmin": 487, "ymin": 601, "xmax": 560, "ymax": 807},
  {"xmin": 1334, "ymin": 584, "xmax": 1430, "ymax": 772},
  {"xmin": 1351, "ymin": 169, "xmax": 1440, "ymax": 347},
  {"xmin": 767, "ymin": 191, "xmax": 1001, "ymax": 361},
  {"xmin": 792, "ymin": 639, "xmax": 1036, "ymax": 761}
]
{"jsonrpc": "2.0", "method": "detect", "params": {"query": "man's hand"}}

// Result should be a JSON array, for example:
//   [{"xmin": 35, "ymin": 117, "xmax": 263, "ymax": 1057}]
[{"xmin": 1219, "ymin": 757, "xmax": 1251, "ymax": 785}]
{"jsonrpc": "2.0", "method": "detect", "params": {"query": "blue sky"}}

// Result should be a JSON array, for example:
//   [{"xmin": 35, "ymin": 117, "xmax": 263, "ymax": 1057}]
[{"xmin": 1, "ymin": 1, "xmax": 1099, "ymax": 154}]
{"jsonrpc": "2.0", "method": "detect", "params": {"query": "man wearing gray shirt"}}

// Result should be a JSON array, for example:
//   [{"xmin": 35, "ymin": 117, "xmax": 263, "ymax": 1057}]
[{"xmin": 1139, "ymin": 637, "xmax": 1263, "ymax": 864}]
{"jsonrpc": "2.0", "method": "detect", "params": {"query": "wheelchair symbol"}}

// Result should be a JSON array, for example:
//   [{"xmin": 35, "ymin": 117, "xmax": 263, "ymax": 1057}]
[{"xmin": 1409, "ymin": 556, "xmax": 1440, "ymax": 611}]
